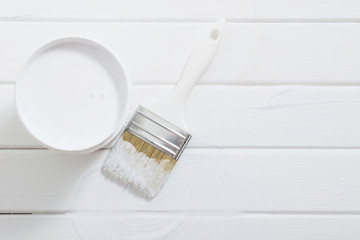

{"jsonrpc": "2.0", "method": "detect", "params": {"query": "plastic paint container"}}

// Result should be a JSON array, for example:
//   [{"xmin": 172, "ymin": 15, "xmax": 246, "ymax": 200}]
[{"xmin": 15, "ymin": 38, "xmax": 132, "ymax": 154}]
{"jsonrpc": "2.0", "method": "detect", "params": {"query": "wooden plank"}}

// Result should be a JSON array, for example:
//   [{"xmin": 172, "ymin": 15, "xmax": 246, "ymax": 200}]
[
  {"xmin": 0, "ymin": 215, "xmax": 79, "ymax": 240},
  {"xmin": 0, "ymin": 150, "xmax": 107, "ymax": 213},
  {"xmin": 72, "ymin": 148, "xmax": 360, "ymax": 212},
  {"xmin": 1, "ymin": 0, "xmax": 360, "ymax": 20},
  {"xmin": 0, "ymin": 84, "xmax": 39, "ymax": 147},
  {"xmin": 1, "ymin": 148, "xmax": 360, "ymax": 213},
  {"xmin": 1, "ymin": 214, "xmax": 360, "ymax": 240},
  {"xmin": 2, "ymin": 84, "xmax": 360, "ymax": 148},
  {"xmin": 1, "ymin": 22, "xmax": 360, "ymax": 85}
]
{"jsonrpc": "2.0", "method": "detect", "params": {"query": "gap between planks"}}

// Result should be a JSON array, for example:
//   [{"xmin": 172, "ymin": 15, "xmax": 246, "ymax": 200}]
[
  {"xmin": 2, "ymin": 147, "xmax": 360, "ymax": 150},
  {"xmin": 5, "ymin": 212, "xmax": 360, "ymax": 217},
  {"xmin": 64, "ymin": 210, "xmax": 360, "ymax": 217},
  {"xmin": 4, "ymin": 19, "xmax": 360, "ymax": 23}
]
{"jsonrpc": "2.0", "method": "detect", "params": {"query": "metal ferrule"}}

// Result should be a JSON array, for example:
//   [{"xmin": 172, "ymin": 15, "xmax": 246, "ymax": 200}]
[{"xmin": 125, "ymin": 106, "xmax": 191, "ymax": 160}]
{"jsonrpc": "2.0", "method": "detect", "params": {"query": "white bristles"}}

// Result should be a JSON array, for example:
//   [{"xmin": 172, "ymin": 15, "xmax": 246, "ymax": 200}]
[{"xmin": 102, "ymin": 132, "xmax": 176, "ymax": 198}]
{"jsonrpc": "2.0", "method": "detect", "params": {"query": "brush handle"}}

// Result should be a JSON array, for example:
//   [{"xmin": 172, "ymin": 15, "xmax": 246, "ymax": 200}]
[{"xmin": 144, "ymin": 19, "xmax": 225, "ymax": 130}]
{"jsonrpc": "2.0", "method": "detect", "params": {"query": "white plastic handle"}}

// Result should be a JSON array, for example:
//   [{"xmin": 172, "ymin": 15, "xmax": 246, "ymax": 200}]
[{"xmin": 144, "ymin": 19, "xmax": 226, "ymax": 130}]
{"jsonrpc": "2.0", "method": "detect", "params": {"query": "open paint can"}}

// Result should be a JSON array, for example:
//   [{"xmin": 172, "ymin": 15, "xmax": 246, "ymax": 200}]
[{"xmin": 15, "ymin": 37, "xmax": 132, "ymax": 154}]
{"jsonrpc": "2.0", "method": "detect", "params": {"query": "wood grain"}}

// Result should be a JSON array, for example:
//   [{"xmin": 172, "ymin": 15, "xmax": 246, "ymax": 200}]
[
  {"xmin": 1, "ymin": 0, "xmax": 360, "ymax": 20},
  {"xmin": 1, "ymin": 148, "xmax": 360, "ymax": 213},
  {"xmin": 1, "ymin": 214, "xmax": 360, "ymax": 240},
  {"xmin": 1, "ymin": 22, "xmax": 360, "ymax": 85},
  {"xmin": 2, "ymin": 84, "xmax": 360, "ymax": 148}
]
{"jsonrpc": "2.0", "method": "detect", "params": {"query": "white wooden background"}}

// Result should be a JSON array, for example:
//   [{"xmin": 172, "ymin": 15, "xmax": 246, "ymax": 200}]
[{"xmin": 1, "ymin": 0, "xmax": 360, "ymax": 239}]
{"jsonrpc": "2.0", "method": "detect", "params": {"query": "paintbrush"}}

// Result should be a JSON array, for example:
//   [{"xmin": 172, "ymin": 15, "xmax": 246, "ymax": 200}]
[{"xmin": 102, "ymin": 19, "xmax": 225, "ymax": 198}]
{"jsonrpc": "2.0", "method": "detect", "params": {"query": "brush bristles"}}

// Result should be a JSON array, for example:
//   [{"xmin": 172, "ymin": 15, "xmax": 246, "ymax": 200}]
[{"xmin": 102, "ymin": 131, "xmax": 176, "ymax": 198}]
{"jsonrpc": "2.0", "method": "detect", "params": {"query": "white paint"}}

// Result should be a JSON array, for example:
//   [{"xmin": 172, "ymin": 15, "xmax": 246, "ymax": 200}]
[
  {"xmin": 15, "ymin": 38, "xmax": 131, "ymax": 153},
  {"xmin": 103, "ymin": 139, "xmax": 173, "ymax": 198}
]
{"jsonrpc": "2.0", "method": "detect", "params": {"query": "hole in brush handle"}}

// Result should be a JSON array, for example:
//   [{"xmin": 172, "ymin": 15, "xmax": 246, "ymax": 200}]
[{"xmin": 210, "ymin": 28, "xmax": 220, "ymax": 40}]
